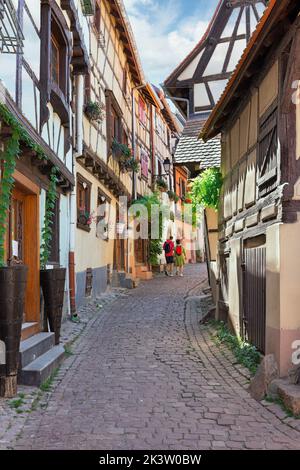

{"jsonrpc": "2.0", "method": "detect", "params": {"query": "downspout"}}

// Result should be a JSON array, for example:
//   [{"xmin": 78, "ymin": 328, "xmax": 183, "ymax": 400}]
[
  {"xmin": 150, "ymin": 105, "xmax": 155, "ymax": 188},
  {"xmin": 69, "ymin": 74, "xmax": 84, "ymax": 317}
]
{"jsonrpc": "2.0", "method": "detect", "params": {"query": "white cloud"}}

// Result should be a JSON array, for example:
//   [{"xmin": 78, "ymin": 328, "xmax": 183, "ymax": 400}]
[{"xmin": 123, "ymin": 0, "xmax": 211, "ymax": 86}]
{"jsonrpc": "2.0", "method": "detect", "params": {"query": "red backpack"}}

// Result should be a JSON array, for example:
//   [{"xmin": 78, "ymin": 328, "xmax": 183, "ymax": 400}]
[{"xmin": 176, "ymin": 245, "xmax": 182, "ymax": 256}]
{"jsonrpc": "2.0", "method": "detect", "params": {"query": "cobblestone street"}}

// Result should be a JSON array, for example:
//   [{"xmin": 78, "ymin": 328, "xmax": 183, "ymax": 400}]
[{"xmin": 10, "ymin": 264, "xmax": 300, "ymax": 450}]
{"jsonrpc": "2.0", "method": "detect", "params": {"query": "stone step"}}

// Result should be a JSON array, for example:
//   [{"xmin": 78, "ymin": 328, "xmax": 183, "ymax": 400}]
[
  {"xmin": 19, "ymin": 332, "xmax": 55, "ymax": 369},
  {"xmin": 18, "ymin": 345, "xmax": 65, "ymax": 387},
  {"xmin": 270, "ymin": 379, "xmax": 300, "ymax": 416}
]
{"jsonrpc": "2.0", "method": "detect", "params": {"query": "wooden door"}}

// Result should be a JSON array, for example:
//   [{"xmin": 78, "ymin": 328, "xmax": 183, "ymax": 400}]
[
  {"xmin": 242, "ymin": 246, "xmax": 266, "ymax": 354},
  {"xmin": 6, "ymin": 172, "xmax": 40, "ymax": 330}
]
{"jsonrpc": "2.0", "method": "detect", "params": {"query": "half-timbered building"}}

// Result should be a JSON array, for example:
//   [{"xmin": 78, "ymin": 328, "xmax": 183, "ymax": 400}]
[
  {"xmin": 0, "ymin": 0, "xmax": 90, "ymax": 388},
  {"xmin": 74, "ymin": 0, "xmax": 169, "ymax": 304},
  {"xmin": 201, "ymin": 0, "xmax": 300, "ymax": 376},
  {"xmin": 164, "ymin": 0, "xmax": 267, "ymax": 297}
]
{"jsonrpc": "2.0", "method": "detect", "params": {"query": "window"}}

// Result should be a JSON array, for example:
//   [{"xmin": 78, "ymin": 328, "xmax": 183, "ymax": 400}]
[
  {"xmin": 111, "ymin": 106, "xmax": 121, "ymax": 141},
  {"xmin": 96, "ymin": 189, "xmax": 111, "ymax": 241},
  {"xmin": 51, "ymin": 36, "xmax": 60, "ymax": 86},
  {"xmin": 141, "ymin": 149, "xmax": 149, "ymax": 180},
  {"xmin": 258, "ymin": 101, "xmax": 278, "ymax": 196},
  {"xmin": 122, "ymin": 69, "xmax": 127, "ymax": 95},
  {"xmin": 84, "ymin": 73, "xmax": 91, "ymax": 104},
  {"xmin": 49, "ymin": 197, "xmax": 60, "ymax": 264},
  {"xmin": 94, "ymin": 2, "xmax": 101, "ymax": 33},
  {"xmin": 77, "ymin": 174, "xmax": 91, "ymax": 231},
  {"xmin": 179, "ymin": 177, "xmax": 186, "ymax": 199},
  {"xmin": 105, "ymin": 90, "xmax": 123, "ymax": 155},
  {"xmin": 158, "ymin": 160, "xmax": 162, "ymax": 176},
  {"xmin": 139, "ymin": 97, "xmax": 147, "ymax": 126},
  {"xmin": 50, "ymin": 18, "xmax": 68, "ymax": 95}
]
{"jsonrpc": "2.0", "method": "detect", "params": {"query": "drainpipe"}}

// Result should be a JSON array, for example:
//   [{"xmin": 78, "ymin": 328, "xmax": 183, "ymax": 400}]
[
  {"xmin": 150, "ymin": 105, "xmax": 155, "ymax": 187},
  {"xmin": 69, "ymin": 74, "xmax": 84, "ymax": 316},
  {"xmin": 160, "ymin": 84, "xmax": 190, "ymax": 120}
]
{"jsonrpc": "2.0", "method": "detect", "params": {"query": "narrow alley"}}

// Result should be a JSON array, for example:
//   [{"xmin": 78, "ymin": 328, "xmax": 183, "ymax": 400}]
[{"xmin": 12, "ymin": 265, "xmax": 300, "ymax": 450}]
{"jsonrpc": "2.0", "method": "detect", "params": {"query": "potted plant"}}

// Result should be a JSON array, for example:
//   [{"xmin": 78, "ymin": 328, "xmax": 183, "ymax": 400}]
[
  {"xmin": 40, "ymin": 167, "xmax": 66, "ymax": 345},
  {"xmin": 124, "ymin": 157, "xmax": 140, "ymax": 173},
  {"xmin": 156, "ymin": 177, "xmax": 168, "ymax": 193},
  {"xmin": 0, "ymin": 127, "xmax": 28, "ymax": 398},
  {"xmin": 84, "ymin": 100, "xmax": 106, "ymax": 123}
]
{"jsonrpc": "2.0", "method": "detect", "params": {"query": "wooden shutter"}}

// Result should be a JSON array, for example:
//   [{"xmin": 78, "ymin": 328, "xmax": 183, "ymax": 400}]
[{"xmin": 258, "ymin": 100, "xmax": 279, "ymax": 196}]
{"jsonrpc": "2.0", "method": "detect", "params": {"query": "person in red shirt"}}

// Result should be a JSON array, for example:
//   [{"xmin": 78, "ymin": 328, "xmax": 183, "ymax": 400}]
[{"xmin": 163, "ymin": 236, "xmax": 175, "ymax": 276}]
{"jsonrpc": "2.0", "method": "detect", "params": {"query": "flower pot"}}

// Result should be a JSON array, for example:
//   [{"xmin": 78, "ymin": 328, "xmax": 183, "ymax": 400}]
[
  {"xmin": 0, "ymin": 265, "xmax": 28, "ymax": 397},
  {"xmin": 40, "ymin": 268, "xmax": 66, "ymax": 345}
]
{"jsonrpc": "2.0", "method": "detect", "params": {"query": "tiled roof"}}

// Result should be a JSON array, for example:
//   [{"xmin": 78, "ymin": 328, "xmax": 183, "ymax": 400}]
[{"xmin": 174, "ymin": 117, "xmax": 220, "ymax": 168}]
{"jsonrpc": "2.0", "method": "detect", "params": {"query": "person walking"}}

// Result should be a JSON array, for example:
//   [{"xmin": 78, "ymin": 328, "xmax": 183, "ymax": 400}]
[
  {"xmin": 163, "ymin": 236, "xmax": 175, "ymax": 276},
  {"xmin": 174, "ymin": 239, "xmax": 186, "ymax": 277}
]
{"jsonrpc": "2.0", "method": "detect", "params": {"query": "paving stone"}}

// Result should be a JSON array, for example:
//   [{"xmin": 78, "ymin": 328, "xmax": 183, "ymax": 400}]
[{"xmin": 1, "ymin": 264, "xmax": 299, "ymax": 450}]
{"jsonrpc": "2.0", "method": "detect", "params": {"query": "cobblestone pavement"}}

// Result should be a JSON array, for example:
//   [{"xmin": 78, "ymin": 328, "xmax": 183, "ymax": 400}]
[
  {"xmin": 10, "ymin": 264, "xmax": 300, "ymax": 449},
  {"xmin": 0, "ymin": 287, "xmax": 128, "ymax": 450}
]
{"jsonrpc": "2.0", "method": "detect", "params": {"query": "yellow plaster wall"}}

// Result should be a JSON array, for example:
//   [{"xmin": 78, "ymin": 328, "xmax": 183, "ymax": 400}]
[{"xmin": 75, "ymin": 164, "xmax": 115, "ymax": 273}]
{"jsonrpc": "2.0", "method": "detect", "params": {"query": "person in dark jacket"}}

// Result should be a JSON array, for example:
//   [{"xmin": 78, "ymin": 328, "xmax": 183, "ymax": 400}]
[{"xmin": 163, "ymin": 236, "xmax": 174, "ymax": 276}]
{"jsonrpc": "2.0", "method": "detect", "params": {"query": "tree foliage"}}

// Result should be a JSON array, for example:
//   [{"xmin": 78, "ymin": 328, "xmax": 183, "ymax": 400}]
[{"xmin": 189, "ymin": 167, "xmax": 223, "ymax": 210}]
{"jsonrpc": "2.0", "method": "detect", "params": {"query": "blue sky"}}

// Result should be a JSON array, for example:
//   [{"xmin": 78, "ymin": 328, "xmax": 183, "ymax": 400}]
[{"xmin": 123, "ymin": 0, "xmax": 220, "ymax": 86}]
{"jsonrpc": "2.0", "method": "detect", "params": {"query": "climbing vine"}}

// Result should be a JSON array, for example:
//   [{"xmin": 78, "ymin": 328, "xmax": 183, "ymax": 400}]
[
  {"xmin": 0, "ymin": 103, "xmax": 60, "ymax": 269},
  {"xmin": 40, "ymin": 167, "xmax": 59, "ymax": 269}
]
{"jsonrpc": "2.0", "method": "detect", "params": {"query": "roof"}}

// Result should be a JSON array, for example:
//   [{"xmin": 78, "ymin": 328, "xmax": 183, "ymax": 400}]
[
  {"xmin": 109, "ymin": 0, "xmax": 145, "ymax": 86},
  {"xmin": 164, "ymin": 0, "xmax": 223, "ymax": 86},
  {"xmin": 174, "ymin": 116, "xmax": 221, "ymax": 168},
  {"xmin": 201, "ymin": 0, "xmax": 299, "ymax": 141}
]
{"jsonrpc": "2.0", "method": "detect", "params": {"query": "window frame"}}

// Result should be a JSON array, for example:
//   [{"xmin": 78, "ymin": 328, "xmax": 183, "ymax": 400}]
[{"xmin": 77, "ymin": 174, "xmax": 92, "ymax": 232}]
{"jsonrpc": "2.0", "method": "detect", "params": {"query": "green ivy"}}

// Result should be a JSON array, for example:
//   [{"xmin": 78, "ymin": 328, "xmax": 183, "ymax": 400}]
[
  {"xmin": 0, "ymin": 103, "xmax": 59, "ymax": 269},
  {"xmin": 189, "ymin": 167, "xmax": 223, "ymax": 210},
  {"xmin": 40, "ymin": 167, "xmax": 59, "ymax": 269}
]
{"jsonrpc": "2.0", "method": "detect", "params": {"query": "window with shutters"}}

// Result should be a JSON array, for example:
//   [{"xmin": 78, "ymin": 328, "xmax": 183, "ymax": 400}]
[
  {"xmin": 49, "ymin": 197, "xmax": 60, "ymax": 264},
  {"xmin": 94, "ymin": 1, "xmax": 101, "ymax": 33},
  {"xmin": 77, "ymin": 174, "xmax": 92, "ymax": 232},
  {"xmin": 258, "ymin": 100, "xmax": 279, "ymax": 197},
  {"xmin": 105, "ymin": 90, "xmax": 123, "ymax": 156},
  {"xmin": 84, "ymin": 73, "xmax": 91, "ymax": 104},
  {"xmin": 96, "ymin": 189, "xmax": 111, "ymax": 241}
]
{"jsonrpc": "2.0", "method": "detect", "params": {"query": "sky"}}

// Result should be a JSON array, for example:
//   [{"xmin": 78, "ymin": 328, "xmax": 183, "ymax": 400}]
[{"xmin": 122, "ymin": 0, "xmax": 220, "ymax": 87}]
